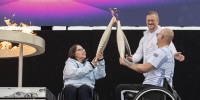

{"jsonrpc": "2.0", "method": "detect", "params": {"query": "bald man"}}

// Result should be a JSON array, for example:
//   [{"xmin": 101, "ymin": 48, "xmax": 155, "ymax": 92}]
[{"xmin": 115, "ymin": 28, "xmax": 175, "ymax": 100}]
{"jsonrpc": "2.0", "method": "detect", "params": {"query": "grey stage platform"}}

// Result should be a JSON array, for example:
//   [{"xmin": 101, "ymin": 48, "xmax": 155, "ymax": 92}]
[{"xmin": 0, "ymin": 87, "xmax": 56, "ymax": 100}]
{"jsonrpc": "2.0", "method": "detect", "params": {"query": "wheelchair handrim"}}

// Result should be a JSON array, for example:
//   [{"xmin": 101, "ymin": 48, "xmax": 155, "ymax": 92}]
[{"xmin": 134, "ymin": 88, "xmax": 176, "ymax": 100}]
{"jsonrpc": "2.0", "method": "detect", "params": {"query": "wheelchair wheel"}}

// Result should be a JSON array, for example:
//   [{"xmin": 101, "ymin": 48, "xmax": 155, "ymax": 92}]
[{"xmin": 133, "ymin": 87, "xmax": 176, "ymax": 100}]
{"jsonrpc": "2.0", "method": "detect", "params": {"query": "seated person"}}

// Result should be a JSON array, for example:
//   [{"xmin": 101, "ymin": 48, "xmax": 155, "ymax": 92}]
[
  {"xmin": 115, "ymin": 28, "xmax": 175, "ymax": 100},
  {"xmin": 63, "ymin": 44, "xmax": 106, "ymax": 100}
]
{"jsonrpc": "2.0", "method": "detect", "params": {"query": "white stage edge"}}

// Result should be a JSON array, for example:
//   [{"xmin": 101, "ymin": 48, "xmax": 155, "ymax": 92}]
[{"xmin": 1, "ymin": 26, "xmax": 200, "ymax": 30}]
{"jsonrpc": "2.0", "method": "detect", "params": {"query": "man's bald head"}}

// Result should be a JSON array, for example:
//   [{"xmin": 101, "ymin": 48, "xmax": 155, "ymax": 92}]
[{"xmin": 160, "ymin": 28, "xmax": 174, "ymax": 44}]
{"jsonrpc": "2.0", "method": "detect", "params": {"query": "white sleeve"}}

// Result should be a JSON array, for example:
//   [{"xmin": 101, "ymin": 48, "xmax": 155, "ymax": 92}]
[
  {"xmin": 169, "ymin": 41, "xmax": 177, "ymax": 54},
  {"xmin": 132, "ymin": 37, "xmax": 144, "ymax": 63}
]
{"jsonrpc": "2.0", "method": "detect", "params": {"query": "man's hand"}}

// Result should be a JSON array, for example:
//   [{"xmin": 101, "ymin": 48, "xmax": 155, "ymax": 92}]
[
  {"xmin": 119, "ymin": 57, "xmax": 131, "ymax": 67},
  {"xmin": 125, "ymin": 54, "xmax": 133, "ymax": 62},
  {"xmin": 174, "ymin": 52, "xmax": 185, "ymax": 61}
]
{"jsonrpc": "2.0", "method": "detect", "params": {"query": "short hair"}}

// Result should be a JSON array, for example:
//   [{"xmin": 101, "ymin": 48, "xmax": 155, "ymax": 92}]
[{"xmin": 146, "ymin": 11, "xmax": 159, "ymax": 20}]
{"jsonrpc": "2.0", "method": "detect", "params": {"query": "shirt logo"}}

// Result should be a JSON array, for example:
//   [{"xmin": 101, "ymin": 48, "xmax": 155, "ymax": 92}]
[{"xmin": 153, "ymin": 53, "xmax": 158, "ymax": 57}]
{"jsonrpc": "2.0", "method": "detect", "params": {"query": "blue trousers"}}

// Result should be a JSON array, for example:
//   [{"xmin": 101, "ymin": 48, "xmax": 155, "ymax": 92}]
[{"xmin": 63, "ymin": 84, "xmax": 93, "ymax": 100}]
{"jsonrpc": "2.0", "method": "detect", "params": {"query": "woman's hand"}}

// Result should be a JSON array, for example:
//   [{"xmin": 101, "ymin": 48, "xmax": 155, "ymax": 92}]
[
  {"xmin": 96, "ymin": 52, "xmax": 103, "ymax": 60},
  {"xmin": 91, "ymin": 52, "xmax": 104, "ymax": 67}
]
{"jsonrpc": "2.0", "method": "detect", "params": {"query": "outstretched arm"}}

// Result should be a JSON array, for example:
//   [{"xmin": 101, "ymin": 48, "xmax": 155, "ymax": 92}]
[
  {"xmin": 119, "ymin": 57, "xmax": 153, "ymax": 73},
  {"xmin": 174, "ymin": 52, "xmax": 185, "ymax": 61}
]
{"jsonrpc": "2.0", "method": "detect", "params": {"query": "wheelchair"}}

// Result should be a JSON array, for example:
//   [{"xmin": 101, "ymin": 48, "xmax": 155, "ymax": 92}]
[
  {"xmin": 121, "ymin": 78, "xmax": 181, "ymax": 100},
  {"xmin": 134, "ymin": 87, "xmax": 176, "ymax": 100},
  {"xmin": 57, "ymin": 88, "xmax": 99, "ymax": 100}
]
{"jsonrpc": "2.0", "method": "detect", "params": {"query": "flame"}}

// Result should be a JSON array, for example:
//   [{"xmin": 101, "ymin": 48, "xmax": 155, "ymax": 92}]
[
  {"xmin": 0, "ymin": 41, "xmax": 12, "ymax": 49},
  {"xmin": 0, "ymin": 15, "xmax": 37, "ymax": 50},
  {"xmin": 20, "ymin": 22, "xmax": 35, "ymax": 34},
  {"xmin": 4, "ymin": 17, "xmax": 17, "ymax": 26}
]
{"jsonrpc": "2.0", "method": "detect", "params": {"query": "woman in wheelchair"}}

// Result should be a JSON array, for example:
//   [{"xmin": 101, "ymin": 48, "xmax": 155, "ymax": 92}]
[
  {"xmin": 63, "ymin": 44, "xmax": 106, "ymax": 100},
  {"xmin": 115, "ymin": 28, "xmax": 178, "ymax": 100}
]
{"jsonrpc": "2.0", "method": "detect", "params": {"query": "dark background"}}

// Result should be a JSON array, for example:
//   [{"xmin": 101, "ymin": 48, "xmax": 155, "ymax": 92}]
[{"xmin": 0, "ymin": 29, "xmax": 199, "ymax": 100}]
